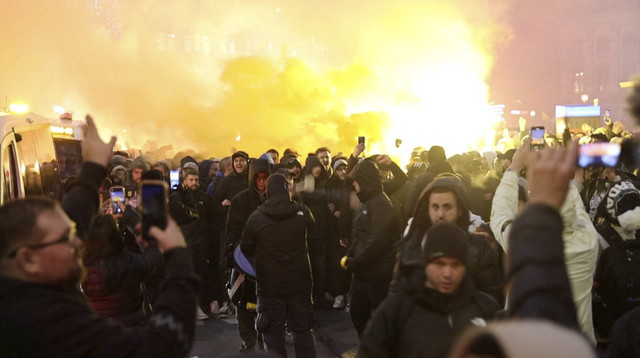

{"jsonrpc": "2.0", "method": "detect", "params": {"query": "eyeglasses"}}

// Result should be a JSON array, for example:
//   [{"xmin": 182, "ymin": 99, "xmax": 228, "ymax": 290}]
[{"xmin": 6, "ymin": 224, "xmax": 77, "ymax": 258}]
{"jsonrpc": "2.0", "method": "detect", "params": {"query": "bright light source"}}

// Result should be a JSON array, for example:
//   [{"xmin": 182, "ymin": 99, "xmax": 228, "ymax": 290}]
[
  {"xmin": 50, "ymin": 125, "xmax": 75, "ymax": 136},
  {"xmin": 53, "ymin": 105, "xmax": 65, "ymax": 114},
  {"xmin": 235, "ymin": 135, "xmax": 242, "ymax": 141},
  {"xmin": 530, "ymin": 110, "xmax": 536, "ymax": 117},
  {"xmin": 581, "ymin": 94, "xmax": 589, "ymax": 103},
  {"xmin": 8, "ymin": 102, "xmax": 29, "ymax": 114}
]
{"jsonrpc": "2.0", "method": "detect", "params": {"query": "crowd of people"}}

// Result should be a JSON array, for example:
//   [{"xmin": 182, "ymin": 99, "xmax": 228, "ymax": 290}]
[{"xmin": 0, "ymin": 83, "xmax": 639, "ymax": 357}]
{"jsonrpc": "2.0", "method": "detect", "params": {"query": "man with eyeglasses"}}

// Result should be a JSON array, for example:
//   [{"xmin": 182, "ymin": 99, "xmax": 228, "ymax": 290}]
[{"xmin": 0, "ymin": 116, "xmax": 200, "ymax": 357}]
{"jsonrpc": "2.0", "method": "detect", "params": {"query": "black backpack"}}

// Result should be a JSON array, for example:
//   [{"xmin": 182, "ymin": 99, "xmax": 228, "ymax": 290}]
[{"xmin": 593, "ymin": 224, "xmax": 640, "ymax": 338}]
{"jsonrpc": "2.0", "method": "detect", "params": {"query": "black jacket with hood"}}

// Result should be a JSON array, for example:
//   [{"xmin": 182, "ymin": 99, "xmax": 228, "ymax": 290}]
[
  {"xmin": 397, "ymin": 175, "xmax": 504, "ymax": 303},
  {"xmin": 347, "ymin": 160, "xmax": 401, "ymax": 278},
  {"xmin": 300, "ymin": 155, "xmax": 332, "ymax": 243},
  {"xmin": 224, "ymin": 158, "xmax": 271, "ymax": 267},
  {"xmin": 211, "ymin": 151, "xmax": 249, "ymax": 219},
  {"xmin": 240, "ymin": 174, "xmax": 315, "ymax": 297},
  {"xmin": 358, "ymin": 274, "xmax": 499, "ymax": 358}
]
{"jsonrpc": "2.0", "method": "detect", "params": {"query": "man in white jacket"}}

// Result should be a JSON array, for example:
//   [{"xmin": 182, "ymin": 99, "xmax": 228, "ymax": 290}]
[{"xmin": 490, "ymin": 139, "xmax": 598, "ymax": 343}]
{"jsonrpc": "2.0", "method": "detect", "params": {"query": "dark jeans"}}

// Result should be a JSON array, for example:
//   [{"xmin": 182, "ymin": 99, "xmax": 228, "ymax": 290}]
[
  {"xmin": 256, "ymin": 292, "xmax": 316, "ymax": 358},
  {"xmin": 350, "ymin": 267, "xmax": 393, "ymax": 339}
]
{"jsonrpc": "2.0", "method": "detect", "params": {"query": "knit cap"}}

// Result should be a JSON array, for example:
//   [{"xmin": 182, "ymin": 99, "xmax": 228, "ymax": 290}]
[
  {"xmin": 422, "ymin": 223, "xmax": 469, "ymax": 266},
  {"xmin": 332, "ymin": 158, "xmax": 348, "ymax": 172},
  {"xmin": 605, "ymin": 180, "xmax": 640, "ymax": 230}
]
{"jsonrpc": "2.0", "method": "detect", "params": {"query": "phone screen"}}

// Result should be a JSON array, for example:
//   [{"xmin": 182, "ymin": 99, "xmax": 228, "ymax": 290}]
[
  {"xmin": 578, "ymin": 142, "xmax": 621, "ymax": 168},
  {"xmin": 140, "ymin": 181, "xmax": 168, "ymax": 241},
  {"xmin": 530, "ymin": 127, "xmax": 545, "ymax": 149},
  {"xmin": 169, "ymin": 170, "xmax": 180, "ymax": 190},
  {"xmin": 110, "ymin": 186, "xmax": 125, "ymax": 214}
]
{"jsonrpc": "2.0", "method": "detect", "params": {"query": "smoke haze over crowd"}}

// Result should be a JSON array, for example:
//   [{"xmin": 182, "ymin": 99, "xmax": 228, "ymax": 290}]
[{"xmin": 0, "ymin": 0, "xmax": 513, "ymax": 159}]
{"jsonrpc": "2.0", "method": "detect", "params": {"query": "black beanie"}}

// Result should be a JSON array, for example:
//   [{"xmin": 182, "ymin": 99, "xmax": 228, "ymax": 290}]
[{"xmin": 422, "ymin": 223, "xmax": 469, "ymax": 266}]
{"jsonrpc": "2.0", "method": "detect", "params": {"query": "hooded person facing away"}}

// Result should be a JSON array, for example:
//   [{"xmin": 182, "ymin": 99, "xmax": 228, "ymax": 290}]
[{"xmin": 241, "ymin": 174, "xmax": 317, "ymax": 358}]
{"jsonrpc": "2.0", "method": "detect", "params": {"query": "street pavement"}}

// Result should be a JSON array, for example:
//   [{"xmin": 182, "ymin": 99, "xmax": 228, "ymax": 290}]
[{"xmin": 189, "ymin": 307, "xmax": 359, "ymax": 358}]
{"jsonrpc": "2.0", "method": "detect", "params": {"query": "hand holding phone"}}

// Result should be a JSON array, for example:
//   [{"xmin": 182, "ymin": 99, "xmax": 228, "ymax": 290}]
[
  {"xmin": 109, "ymin": 186, "xmax": 126, "ymax": 215},
  {"xmin": 530, "ymin": 126, "xmax": 545, "ymax": 150},
  {"xmin": 140, "ymin": 180, "xmax": 168, "ymax": 241}
]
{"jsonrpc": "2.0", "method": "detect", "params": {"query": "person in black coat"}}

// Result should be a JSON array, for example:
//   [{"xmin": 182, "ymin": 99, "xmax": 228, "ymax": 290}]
[
  {"xmin": 358, "ymin": 223, "xmax": 499, "ymax": 358},
  {"xmin": 241, "ymin": 174, "xmax": 317, "ymax": 357},
  {"xmin": 225, "ymin": 157, "xmax": 271, "ymax": 352},
  {"xmin": 343, "ymin": 159, "xmax": 402, "ymax": 338}
]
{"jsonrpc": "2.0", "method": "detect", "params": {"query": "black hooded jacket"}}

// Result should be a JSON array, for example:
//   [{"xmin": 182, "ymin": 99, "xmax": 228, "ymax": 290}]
[
  {"xmin": 347, "ymin": 160, "xmax": 402, "ymax": 277},
  {"xmin": 211, "ymin": 152, "xmax": 249, "ymax": 219},
  {"xmin": 224, "ymin": 158, "xmax": 271, "ymax": 267},
  {"xmin": 241, "ymin": 174, "xmax": 315, "ymax": 297},
  {"xmin": 397, "ymin": 175, "xmax": 505, "ymax": 303},
  {"xmin": 358, "ymin": 275, "xmax": 499, "ymax": 358},
  {"xmin": 300, "ymin": 156, "xmax": 332, "ymax": 243}
]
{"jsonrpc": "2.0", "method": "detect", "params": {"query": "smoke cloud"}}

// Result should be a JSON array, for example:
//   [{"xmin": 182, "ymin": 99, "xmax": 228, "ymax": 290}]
[{"xmin": 0, "ymin": 0, "xmax": 512, "ymax": 161}]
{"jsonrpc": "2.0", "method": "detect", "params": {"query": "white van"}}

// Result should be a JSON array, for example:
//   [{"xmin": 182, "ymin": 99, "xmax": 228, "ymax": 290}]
[{"xmin": 0, "ymin": 112, "xmax": 63, "ymax": 205}]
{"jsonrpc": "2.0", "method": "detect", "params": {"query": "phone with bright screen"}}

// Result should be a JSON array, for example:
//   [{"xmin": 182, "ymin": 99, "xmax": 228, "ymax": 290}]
[
  {"xmin": 578, "ymin": 142, "xmax": 621, "ymax": 168},
  {"xmin": 530, "ymin": 126, "xmax": 545, "ymax": 150},
  {"xmin": 109, "ymin": 186, "xmax": 125, "ymax": 214},
  {"xmin": 169, "ymin": 169, "xmax": 180, "ymax": 190},
  {"xmin": 140, "ymin": 180, "xmax": 168, "ymax": 241}
]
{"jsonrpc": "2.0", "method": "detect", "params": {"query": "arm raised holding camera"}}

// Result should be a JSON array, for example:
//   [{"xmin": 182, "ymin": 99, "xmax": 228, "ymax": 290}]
[{"xmin": 62, "ymin": 115, "xmax": 117, "ymax": 238}]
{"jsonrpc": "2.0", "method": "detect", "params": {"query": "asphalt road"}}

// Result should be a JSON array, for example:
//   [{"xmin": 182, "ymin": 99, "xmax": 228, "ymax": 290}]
[{"xmin": 189, "ymin": 308, "xmax": 359, "ymax": 358}]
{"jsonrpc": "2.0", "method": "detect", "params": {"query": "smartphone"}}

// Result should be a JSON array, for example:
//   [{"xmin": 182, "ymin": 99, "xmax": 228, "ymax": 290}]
[
  {"xmin": 358, "ymin": 136, "xmax": 365, "ymax": 146},
  {"xmin": 109, "ymin": 186, "xmax": 125, "ymax": 214},
  {"xmin": 578, "ymin": 142, "xmax": 621, "ymax": 168},
  {"xmin": 139, "ymin": 180, "xmax": 168, "ymax": 241},
  {"xmin": 530, "ymin": 126, "xmax": 545, "ymax": 150},
  {"xmin": 169, "ymin": 169, "xmax": 180, "ymax": 190}
]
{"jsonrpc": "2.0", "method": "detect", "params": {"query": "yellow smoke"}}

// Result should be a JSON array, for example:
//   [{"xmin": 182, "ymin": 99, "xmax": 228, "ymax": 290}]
[{"xmin": 0, "ymin": 0, "xmax": 511, "ymax": 164}]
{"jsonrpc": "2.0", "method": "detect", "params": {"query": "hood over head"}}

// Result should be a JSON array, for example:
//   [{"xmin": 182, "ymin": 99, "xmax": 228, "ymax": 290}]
[
  {"xmin": 110, "ymin": 165, "xmax": 126, "ymax": 177},
  {"xmin": 259, "ymin": 174, "xmax": 301, "ymax": 220},
  {"xmin": 303, "ymin": 155, "xmax": 329, "ymax": 184},
  {"xmin": 410, "ymin": 174, "xmax": 469, "ymax": 236},
  {"xmin": 248, "ymin": 158, "xmax": 271, "ymax": 191},
  {"xmin": 350, "ymin": 159, "xmax": 383, "ymax": 203},
  {"xmin": 130, "ymin": 156, "xmax": 150, "ymax": 172}
]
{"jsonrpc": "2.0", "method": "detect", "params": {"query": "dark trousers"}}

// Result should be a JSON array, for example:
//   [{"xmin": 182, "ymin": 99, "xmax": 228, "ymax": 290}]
[
  {"xmin": 188, "ymin": 240, "xmax": 212, "ymax": 307},
  {"xmin": 308, "ymin": 239, "xmax": 328, "ymax": 305},
  {"xmin": 350, "ymin": 269, "xmax": 393, "ymax": 339},
  {"xmin": 237, "ymin": 303, "xmax": 259, "ymax": 349},
  {"xmin": 256, "ymin": 292, "xmax": 317, "ymax": 358}
]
